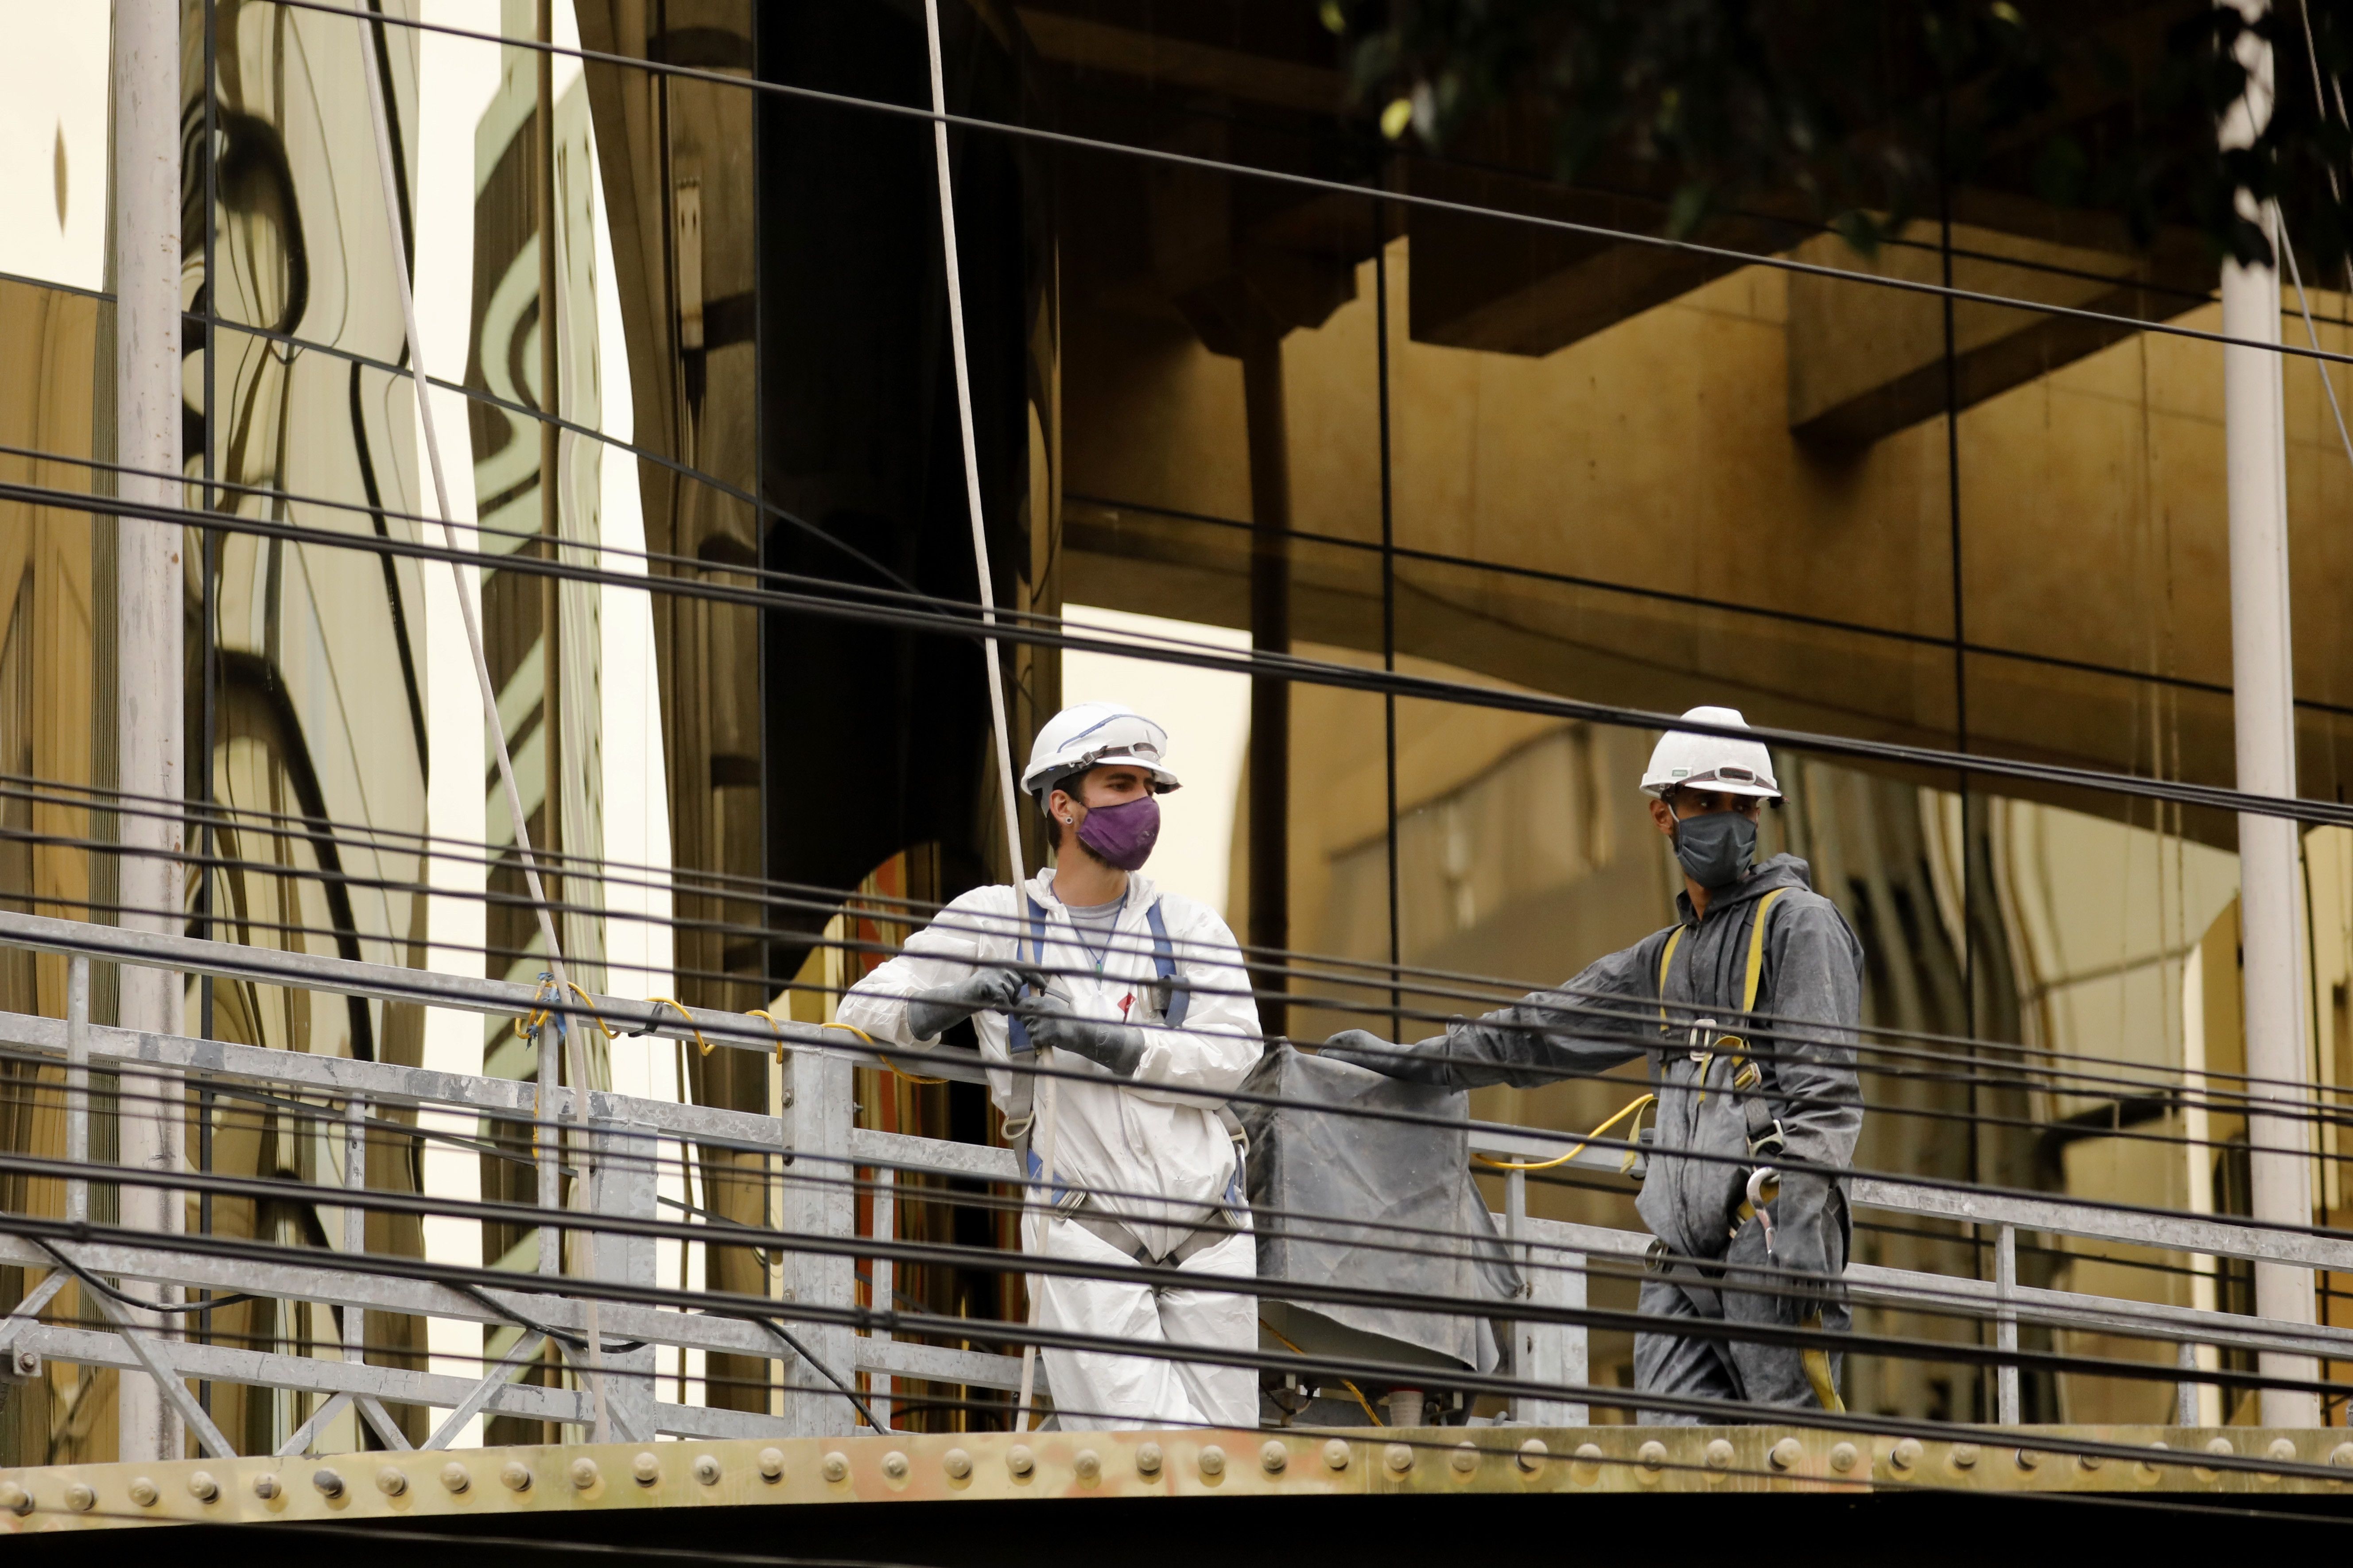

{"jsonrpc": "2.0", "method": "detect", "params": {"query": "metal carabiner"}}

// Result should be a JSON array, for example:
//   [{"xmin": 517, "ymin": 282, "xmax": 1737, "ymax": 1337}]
[{"xmin": 1746, "ymin": 1165, "xmax": 1780, "ymax": 1257}]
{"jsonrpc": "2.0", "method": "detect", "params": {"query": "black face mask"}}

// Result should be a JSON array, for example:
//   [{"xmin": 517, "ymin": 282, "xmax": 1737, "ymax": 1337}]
[{"xmin": 1673, "ymin": 809, "xmax": 1757, "ymax": 890}]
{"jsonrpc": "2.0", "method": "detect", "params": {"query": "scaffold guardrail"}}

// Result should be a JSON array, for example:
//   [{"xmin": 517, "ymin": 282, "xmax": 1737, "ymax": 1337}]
[{"xmin": 0, "ymin": 907, "xmax": 2339, "ymax": 1459}]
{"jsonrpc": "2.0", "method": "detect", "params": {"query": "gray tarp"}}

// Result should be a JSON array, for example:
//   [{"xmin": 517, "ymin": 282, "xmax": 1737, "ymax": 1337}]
[{"xmin": 1240, "ymin": 1043, "xmax": 1521, "ymax": 1373}]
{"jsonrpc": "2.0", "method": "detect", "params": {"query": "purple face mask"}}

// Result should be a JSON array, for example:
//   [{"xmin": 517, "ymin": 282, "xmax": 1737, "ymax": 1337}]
[{"xmin": 1075, "ymin": 793, "xmax": 1161, "ymax": 871}]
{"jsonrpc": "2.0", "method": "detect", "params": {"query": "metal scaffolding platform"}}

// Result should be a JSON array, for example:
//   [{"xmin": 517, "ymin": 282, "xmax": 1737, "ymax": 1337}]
[{"xmin": 6, "ymin": 1424, "xmax": 2353, "ymax": 1538}]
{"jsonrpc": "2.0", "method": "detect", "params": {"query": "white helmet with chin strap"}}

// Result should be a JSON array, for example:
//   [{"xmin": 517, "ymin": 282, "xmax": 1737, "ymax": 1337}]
[
  {"xmin": 1021, "ymin": 702, "xmax": 1182, "ymax": 801},
  {"xmin": 1641, "ymin": 706, "xmax": 1781, "ymax": 800}
]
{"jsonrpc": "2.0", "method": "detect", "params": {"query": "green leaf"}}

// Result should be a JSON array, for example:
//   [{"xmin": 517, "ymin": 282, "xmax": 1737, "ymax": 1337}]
[{"xmin": 1667, "ymin": 182, "xmax": 1711, "ymax": 237}]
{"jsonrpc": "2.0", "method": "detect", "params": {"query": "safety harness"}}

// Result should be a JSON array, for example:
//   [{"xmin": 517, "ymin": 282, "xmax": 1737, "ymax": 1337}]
[
  {"xmin": 1656, "ymin": 887, "xmax": 1790, "ymax": 1179},
  {"xmin": 1648, "ymin": 887, "xmax": 1846, "ymax": 1413},
  {"xmin": 1003, "ymin": 896, "xmax": 1192, "ymax": 1057},
  {"xmin": 997, "ymin": 894, "xmax": 1246, "ymax": 1273}
]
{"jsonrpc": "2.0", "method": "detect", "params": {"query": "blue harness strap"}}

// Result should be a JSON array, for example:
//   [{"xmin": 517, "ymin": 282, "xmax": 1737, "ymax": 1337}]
[
  {"xmin": 1144, "ymin": 901, "xmax": 1192, "ymax": 1028},
  {"xmin": 1006, "ymin": 893, "xmax": 1187, "ymax": 1056},
  {"xmin": 1006, "ymin": 895, "xmax": 1049, "ymax": 1057}
]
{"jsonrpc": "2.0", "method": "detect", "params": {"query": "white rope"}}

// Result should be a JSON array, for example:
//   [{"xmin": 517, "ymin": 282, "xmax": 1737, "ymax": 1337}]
[
  {"xmin": 354, "ymin": 13, "xmax": 610, "ymax": 1441},
  {"xmin": 921, "ymin": 0, "xmax": 1051, "ymax": 1428}
]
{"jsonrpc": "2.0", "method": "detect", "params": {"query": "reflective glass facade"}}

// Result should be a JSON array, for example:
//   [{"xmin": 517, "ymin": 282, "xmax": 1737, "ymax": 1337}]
[{"xmin": 0, "ymin": 0, "xmax": 2347, "ymax": 1456}]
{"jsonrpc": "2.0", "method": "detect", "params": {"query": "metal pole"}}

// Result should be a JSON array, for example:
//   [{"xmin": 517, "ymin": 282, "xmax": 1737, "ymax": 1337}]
[
  {"xmin": 344, "ymin": 1094, "xmax": 366, "ymax": 1367},
  {"xmin": 112, "ymin": 0, "xmax": 185, "ymax": 1466},
  {"xmin": 65, "ymin": 956, "xmax": 89, "ymax": 1226},
  {"xmin": 2220, "ymin": 0, "xmax": 2322, "ymax": 1428},
  {"xmin": 1243, "ymin": 334, "xmax": 1291, "ymax": 1041},
  {"xmin": 538, "ymin": 1029, "xmax": 561, "ymax": 1277},
  {"xmin": 1996, "ymin": 1223, "xmax": 2020, "ymax": 1424},
  {"xmin": 870, "ymin": 1167, "xmax": 894, "ymax": 1432}
]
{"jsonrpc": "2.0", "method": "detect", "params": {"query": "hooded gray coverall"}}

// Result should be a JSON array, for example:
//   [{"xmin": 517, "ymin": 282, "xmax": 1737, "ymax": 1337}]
[{"xmin": 1363, "ymin": 854, "xmax": 1863, "ymax": 1422}]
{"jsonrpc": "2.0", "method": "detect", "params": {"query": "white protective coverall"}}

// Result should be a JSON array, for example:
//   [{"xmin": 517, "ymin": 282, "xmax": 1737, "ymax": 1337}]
[{"xmin": 837, "ymin": 869, "xmax": 1263, "ymax": 1430}]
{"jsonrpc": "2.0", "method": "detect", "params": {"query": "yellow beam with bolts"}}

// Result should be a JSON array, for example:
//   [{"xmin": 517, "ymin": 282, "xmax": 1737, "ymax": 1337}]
[{"xmin": 3, "ymin": 1426, "xmax": 2351, "ymax": 1532}]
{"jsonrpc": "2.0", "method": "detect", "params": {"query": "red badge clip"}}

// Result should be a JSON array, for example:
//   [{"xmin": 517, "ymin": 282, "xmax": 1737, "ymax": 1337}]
[{"xmin": 1118, "ymin": 994, "xmax": 1134, "ymax": 1019}]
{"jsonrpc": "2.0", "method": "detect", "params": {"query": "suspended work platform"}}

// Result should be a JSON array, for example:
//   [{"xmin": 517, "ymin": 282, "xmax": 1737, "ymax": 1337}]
[{"xmin": 7, "ymin": 1423, "xmax": 2353, "ymax": 1550}]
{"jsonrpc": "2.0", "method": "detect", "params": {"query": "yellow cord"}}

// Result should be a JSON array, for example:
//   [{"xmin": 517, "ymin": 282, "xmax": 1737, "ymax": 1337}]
[
  {"xmin": 514, "ymin": 980, "xmax": 618, "ymax": 1042},
  {"xmin": 747, "ymin": 1009, "xmax": 787, "ymax": 1064},
  {"xmin": 1475, "ymin": 1093, "xmax": 1657, "ymax": 1173},
  {"xmin": 821, "ymin": 1019, "xmax": 950, "ymax": 1086},
  {"xmin": 515, "ymin": 975, "xmax": 561, "ymax": 1042},
  {"xmin": 567, "ymin": 982, "xmax": 617, "ymax": 1039},
  {"xmin": 646, "ymin": 997, "xmax": 711, "ymax": 1056},
  {"xmin": 1260, "ymin": 1318, "xmax": 1385, "ymax": 1427}
]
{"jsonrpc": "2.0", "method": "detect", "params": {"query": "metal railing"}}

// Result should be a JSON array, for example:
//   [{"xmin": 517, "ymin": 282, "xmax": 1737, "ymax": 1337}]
[{"xmin": 0, "ymin": 907, "xmax": 2339, "ymax": 1459}]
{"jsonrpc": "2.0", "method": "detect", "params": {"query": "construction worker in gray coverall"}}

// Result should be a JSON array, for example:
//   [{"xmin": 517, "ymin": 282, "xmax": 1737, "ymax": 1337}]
[{"xmin": 1322, "ymin": 707, "xmax": 1864, "ymax": 1423}]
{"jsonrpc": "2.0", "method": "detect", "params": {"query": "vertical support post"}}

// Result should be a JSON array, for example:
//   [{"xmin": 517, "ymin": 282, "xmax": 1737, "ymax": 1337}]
[
  {"xmin": 2220, "ymin": 0, "xmax": 2321, "ymax": 1430},
  {"xmin": 591, "ymin": 1102, "xmax": 659, "ymax": 1442},
  {"xmin": 2178, "ymin": 1339, "xmax": 2201, "ymax": 1428},
  {"xmin": 343, "ymin": 1095, "xmax": 366, "ymax": 1366},
  {"xmin": 780, "ymin": 1044, "xmax": 855, "ymax": 1435},
  {"xmin": 870, "ymin": 1166, "xmax": 895, "ymax": 1432},
  {"xmin": 1242, "ymin": 331, "xmax": 1290, "ymax": 1039},
  {"xmin": 537, "ymin": 1021, "xmax": 561, "ymax": 1277},
  {"xmin": 1507, "ymin": 1176, "xmax": 1586, "ymax": 1428},
  {"xmin": 1501, "ymin": 1168, "xmax": 1523, "ymax": 1413},
  {"xmin": 65, "ymin": 956, "xmax": 89, "ymax": 1225},
  {"xmin": 113, "ymin": 0, "xmax": 186, "ymax": 1467},
  {"xmin": 533, "ymin": 0, "xmax": 563, "ymax": 921},
  {"xmin": 1995, "ymin": 1223, "xmax": 2020, "ymax": 1425}
]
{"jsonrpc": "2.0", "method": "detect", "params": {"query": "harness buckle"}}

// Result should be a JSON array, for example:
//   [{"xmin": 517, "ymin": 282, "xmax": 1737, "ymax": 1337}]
[
  {"xmin": 1687, "ymin": 1017, "xmax": 1717, "ymax": 1062},
  {"xmin": 1747, "ymin": 1119, "xmax": 1786, "ymax": 1161}
]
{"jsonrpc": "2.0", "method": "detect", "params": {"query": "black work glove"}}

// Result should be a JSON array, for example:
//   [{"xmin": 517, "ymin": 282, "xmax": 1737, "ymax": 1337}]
[
  {"xmin": 1761, "ymin": 1167, "xmax": 1843, "ymax": 1315},
  {"xmin": 906, "ymin": 964, "xmax": 1044, "ymax": 1042},
  {"xmin": 1017, "ymin": 994, "xmax": 1146, "ymax": 1077},
  {"xmin": 1318, "ymin": 1029, "xmax": 1460, "ymax": 1086}
]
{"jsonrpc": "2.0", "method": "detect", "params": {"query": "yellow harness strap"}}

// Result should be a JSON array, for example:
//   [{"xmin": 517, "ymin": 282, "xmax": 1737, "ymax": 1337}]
[
  {"xmin": 1654, "ymin": 926, "xmax": 1686, "ymax": 1031},
  {"xmin": 1803, "ymin": 1317, "xmax": 1847, "ymax": 1413},
  {"xmin": 1706, "ymin": 889, "xmax": 1788, "ymax": 1096},
  {"xmin": 1740, "ymin": 888, "xmax": 1787, "ymax": 1014},
  {"xmin": 1656, "ymin": 887, "xmax": 1785, "ymax": 1033}
]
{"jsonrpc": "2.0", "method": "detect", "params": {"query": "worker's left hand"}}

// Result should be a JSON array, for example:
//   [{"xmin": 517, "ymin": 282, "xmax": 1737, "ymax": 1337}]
[
  {"xmin": 1318, "ymin": 1029, "xmax": 1458, "ymax": 1085},
  {"xmin": 1018, "ymin": 994, "xmax": 1146, "ymax": 1078},
  {"xmin": 1763, "ymin": 1167, "xmax": 1842, "ymax": 1312}
]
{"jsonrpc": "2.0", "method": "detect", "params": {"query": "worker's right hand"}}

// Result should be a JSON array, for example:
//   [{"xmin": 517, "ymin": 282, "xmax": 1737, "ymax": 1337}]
[
  {"xmin": 1317, "ymin": 1029, "xmax": 1458, "ymax": 1085},
  {"xmin": 906, "ymin": 965, "xmax": 1047, "ymax": 1042}
]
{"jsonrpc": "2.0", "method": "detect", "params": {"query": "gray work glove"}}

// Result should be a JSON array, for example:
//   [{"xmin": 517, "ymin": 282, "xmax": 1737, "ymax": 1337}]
[
  {"xmin": 905, "ymin": 964, "xmax": 1044, "ymax": 1042},
  {"xmin": 1761, "ymin": 1167, "xmax": 1844, "ymax": 1315},
  {"xmin": 1318, "ymin": 1029, "xmax": 1459, "ymax": 1086},
  {"xmin": 1016, "ymin": 993, "xmax": 1147, "ymax": 1077}
]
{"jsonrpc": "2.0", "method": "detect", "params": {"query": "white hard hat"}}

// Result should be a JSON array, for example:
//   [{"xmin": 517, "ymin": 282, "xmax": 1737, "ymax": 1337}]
[
  {"xmin": 1640, "ymin": 706, "xmax": 1780, "ymax": 800},
  {"xmin": 1021, "ymin": 702, "xmax": 1181, "ymax": 798}
]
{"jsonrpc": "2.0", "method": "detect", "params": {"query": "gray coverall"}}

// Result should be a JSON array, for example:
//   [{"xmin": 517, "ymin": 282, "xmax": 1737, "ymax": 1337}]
[{"xmin": 1344, "ymin": 854, "xmax": 1863, "ymax": 1422}]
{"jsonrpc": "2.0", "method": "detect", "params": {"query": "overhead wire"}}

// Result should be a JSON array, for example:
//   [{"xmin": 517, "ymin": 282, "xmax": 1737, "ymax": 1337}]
[
  {"xmin": 259, "ymin": 0, "xmax": 2353, "ymax": 377},
  {"xmin": 1065, "ymin": 490, "xmax": 2353, "ymax": 724},
  {"xmin": 7, "ymin": 836, "xmax": 2334, "ymax": 1153},
  {"xmin": 14, "ymin": 873, "xmax": 2353, "ymax": 1228},
  {"xmin": 25, "ymin": 1030, "xmax": 2353, "ymax": 1379},
  {"xmin": 19, "ymin": 472, "xmax": 2353, "ymax": 852},
  {"xmin": 349, "ymin": 8, "xmax": 610, "ymax": 1439},
  {"xmin": 27, "ymin": 1055, "xmax": 2353, "ymax": 1459},
  {"xmin": 0, "ymin": 1055, "xmax": 2221, "ymax": 1384},
  {"xmin": 4, "ymin": 1164, "xmax": 2349, "ymax": 1456},
  {"xmin": 7, "ymin": 0, "xmax": 2348, "ymax": 1452},
  {"xmin": 17, "ymin": 897, "xmax": 2347, "ymax": 1210}
]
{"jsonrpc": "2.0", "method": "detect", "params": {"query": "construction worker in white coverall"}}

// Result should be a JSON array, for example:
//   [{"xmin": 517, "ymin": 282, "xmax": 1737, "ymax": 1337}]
[{"xmin": 838, "ymin": 702, "xmax": 1263, "ymax": 1430}]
